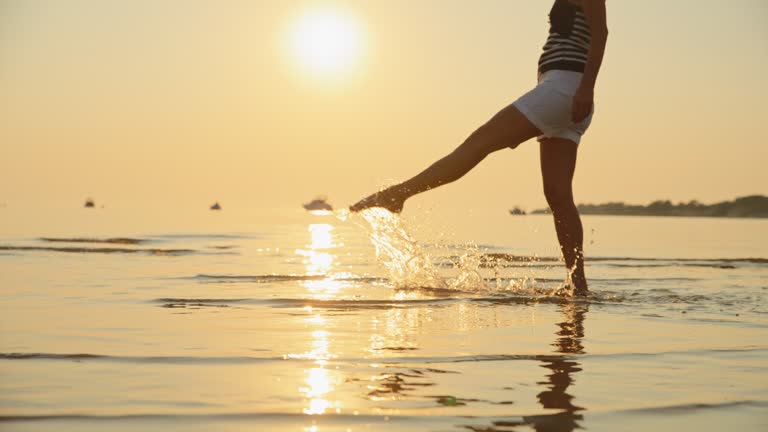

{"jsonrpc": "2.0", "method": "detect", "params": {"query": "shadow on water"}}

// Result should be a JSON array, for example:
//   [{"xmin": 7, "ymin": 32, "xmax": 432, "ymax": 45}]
[{"xmin": 466, "ymin": 303, "xmax": 588, "ymax": 432}]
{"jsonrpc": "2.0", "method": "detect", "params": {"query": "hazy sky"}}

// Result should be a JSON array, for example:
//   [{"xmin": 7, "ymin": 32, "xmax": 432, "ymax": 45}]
[{"xmin": 1, "ymin": 0, "xmax": 766, "ymax": 213}]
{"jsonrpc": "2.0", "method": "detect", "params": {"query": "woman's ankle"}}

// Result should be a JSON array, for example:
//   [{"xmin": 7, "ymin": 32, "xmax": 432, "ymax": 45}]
[{"xmin": 570, "ymin": 271, "xmax": 588, "ymax": 295}]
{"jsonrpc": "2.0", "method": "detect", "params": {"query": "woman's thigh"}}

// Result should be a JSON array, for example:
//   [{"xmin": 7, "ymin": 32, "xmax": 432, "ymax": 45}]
[{"xmin": 467, "ymin": 103, "xmax": 542, "ymax": 154}]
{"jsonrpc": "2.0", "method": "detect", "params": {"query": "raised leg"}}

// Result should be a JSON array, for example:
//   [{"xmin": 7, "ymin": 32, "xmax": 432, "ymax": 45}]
[
  {"xmin": 350, "ymin": 104, "xmax": 541, "ymax": 212},
  {"xmin": 540, "ymin": 138, "xmax": 588, "ymax": 295}
]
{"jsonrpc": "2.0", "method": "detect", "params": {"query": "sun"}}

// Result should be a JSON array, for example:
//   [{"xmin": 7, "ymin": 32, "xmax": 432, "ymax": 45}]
[{"xmin": 289, "ymin": 7, "xmax": 364, "ymax": 77}]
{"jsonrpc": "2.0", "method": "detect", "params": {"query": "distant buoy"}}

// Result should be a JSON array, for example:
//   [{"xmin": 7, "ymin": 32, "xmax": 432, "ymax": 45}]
[{"xmin": 84, "ymin": 198, "xmax": 95, "ymax": 208}]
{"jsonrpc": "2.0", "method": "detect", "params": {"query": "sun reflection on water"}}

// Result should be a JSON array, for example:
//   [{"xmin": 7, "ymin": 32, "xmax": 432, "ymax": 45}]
[
  {"xmin": 295, "ymin": 222, "xmax": 347, "ymax": 299},
  {"xmin": 302, "ymin": 367, "xmax": 336, "ymax": 415},
  {"xmin": 368, "ymin": 293, "xmax": 423, "ymax": 355},
  {"xmin": 292, "ymin": 222, "xmax": 345, "ymax": 415},
  {"xmin": 295, "ymin": 223, "xmax": 337, "ymax": 275},
  {"xmin": 289, "ymin": 324, "xmax": 339, "ymax": 414}
]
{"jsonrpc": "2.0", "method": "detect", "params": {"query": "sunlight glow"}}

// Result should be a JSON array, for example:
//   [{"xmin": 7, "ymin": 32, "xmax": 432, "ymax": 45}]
[
  {"xmin": 295, "ymin": 321, "xmax": 341, "ymax": 415},
  {"xmin": 289, "ymin": 7, "xmax": 363, "ymax": 77},
  {"xmin": 295, "ymin": 223, "xmax": 337, "ymax": 275},
  {"xmin": 302, "ymin": 367, "xmax": 337, "ymax": 415},
  {"xmin": 295, "ymin": 223, "xmax": 346, "ymax": 298},
  {"xmin": 309, "ymin": 223, "xmax": 335, "ymax": 249},
  {"xmin": 289, "ymin": 222, "xmax": 347, "ymax": 414}
]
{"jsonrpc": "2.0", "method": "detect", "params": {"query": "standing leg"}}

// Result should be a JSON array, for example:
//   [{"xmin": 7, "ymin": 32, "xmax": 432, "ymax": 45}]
[
  {"xmin": 540, "ymin": 138, "xmax": 588, "ymax": 295},
  {"xmin": 350, "ymin": 104, "xmax": 541, "ymax": 212}
]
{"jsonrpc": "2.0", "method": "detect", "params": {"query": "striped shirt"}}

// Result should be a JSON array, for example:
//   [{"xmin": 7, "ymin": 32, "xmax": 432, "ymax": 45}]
[{"xmin": 538, "ymin": 0, "xmax": 592, "ymax": 74}]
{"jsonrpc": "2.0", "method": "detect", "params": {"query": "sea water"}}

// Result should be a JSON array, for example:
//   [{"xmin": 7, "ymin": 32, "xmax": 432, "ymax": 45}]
[{"xmin": 0, "ymin": 206, "xmax": 766, "ymax": 431}]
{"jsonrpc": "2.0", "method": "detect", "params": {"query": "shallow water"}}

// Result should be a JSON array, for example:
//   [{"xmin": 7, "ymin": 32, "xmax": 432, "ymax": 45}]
[{"xmin": 1, "ymin": 207, "xmax": 767, "ymax": 431}]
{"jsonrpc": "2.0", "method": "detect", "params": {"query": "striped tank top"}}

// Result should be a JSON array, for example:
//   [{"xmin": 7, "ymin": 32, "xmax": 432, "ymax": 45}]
[{"xmin": 538, "ymin": 0, "xmax": 592, "ymax": 74}]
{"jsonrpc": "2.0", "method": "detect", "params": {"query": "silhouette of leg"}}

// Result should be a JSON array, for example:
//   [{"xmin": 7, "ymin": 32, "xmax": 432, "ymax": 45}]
[
  {"xmin": 540, "ymin": 138, "xmax": 588, "ymax": 295},
  {"xmin": 350, "ymin": 104, "xmax": 541, "ymax": 212}
]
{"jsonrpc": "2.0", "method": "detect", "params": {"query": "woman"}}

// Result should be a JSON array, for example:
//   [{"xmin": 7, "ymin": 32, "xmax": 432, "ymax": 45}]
[{"xmin": 351, "ymin": 0, "xmax": 608, "ymax": 296}]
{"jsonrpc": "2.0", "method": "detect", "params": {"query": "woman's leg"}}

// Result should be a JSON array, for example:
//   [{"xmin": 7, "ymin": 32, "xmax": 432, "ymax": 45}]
[
  {"xmin": 539, "ymin": 138, "xmax": 588, "ymax": 295},
  {"xmin": 350, "ymin": 104, "xmax": 541, "ymax": 212}
]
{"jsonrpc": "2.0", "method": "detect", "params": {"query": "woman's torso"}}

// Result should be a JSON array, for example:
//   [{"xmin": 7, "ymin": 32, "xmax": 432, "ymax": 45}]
[{"xmin": 538, "ymin": 0, "xmax": 591, "ymax": 74}]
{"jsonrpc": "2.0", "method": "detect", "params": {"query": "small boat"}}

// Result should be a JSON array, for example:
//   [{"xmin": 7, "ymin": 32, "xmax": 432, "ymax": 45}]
[
  {"xmin": 210, "ymin": 202, "xmax": 222, "ymax": 210},
  {"xmin": 508, "ymin": 207, "xmax": 526, "ymax": 215},
  {"xmin": 84, "ymin": 198, "xmax": 95, "ymax": 208},
  {"xmin": 303, "ymin": 197, "xmax": 333, "ymax": 212}
]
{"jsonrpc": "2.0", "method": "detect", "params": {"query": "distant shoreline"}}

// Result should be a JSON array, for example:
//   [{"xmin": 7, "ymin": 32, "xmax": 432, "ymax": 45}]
[{"xmin": 530, "ymin": 195, "xmax": 768, "ymax": 219}]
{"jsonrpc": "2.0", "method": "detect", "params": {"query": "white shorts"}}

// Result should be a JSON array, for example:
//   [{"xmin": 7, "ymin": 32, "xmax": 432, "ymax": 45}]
[{"xmin": 512, "ymin": 69, "xmax": 594, "ymax": 145}]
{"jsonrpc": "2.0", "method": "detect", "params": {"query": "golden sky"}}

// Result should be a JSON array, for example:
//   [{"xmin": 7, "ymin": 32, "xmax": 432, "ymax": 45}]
[{"xmin": 1, "ymin": 0, "xmax": 766, "ymax": 213}]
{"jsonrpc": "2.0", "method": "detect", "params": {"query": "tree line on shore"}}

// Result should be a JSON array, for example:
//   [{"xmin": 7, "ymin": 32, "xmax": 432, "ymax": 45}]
[{"xmin": 530, "ymin": 195, "xmax": 768, "ymax": 218}]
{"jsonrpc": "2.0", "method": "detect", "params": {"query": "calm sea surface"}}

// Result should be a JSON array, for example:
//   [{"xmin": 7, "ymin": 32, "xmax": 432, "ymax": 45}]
[{"xmin": 1, "ymin": 207, "xmax": 767, "ymax": 431}]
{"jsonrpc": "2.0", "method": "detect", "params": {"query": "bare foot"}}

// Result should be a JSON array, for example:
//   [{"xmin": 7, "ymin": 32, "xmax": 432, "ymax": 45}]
[
  {"xmin": 571, "ymin": 286, "xmax": 589, "ymax": 297},
  {"xmin": 570, "ymin": 273, "xmax": 589, "ymax": 297},
  {"xmin": 349, "ymin": 188, "xmax": 405, "ymax": 213},
  {"xmin": 551, "ymin": 285, "xmax": 589, "ymax": 298}
]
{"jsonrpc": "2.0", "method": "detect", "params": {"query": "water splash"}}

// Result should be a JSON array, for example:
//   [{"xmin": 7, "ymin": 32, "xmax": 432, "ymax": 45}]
[
  {"xmin": 447, "ymin": 245, "xmax": 484, "ymax": 290},
  {"xmin": 347, "ymin": 208, "xmax": 584, "ymax": 297},
  {"xmin": 355, "ymin": 208, "xmax": 447, "ymax": 289}
]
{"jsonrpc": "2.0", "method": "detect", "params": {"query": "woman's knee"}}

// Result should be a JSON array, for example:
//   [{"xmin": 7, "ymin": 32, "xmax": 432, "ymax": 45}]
[
  {"xmin": 461, "ymin": 124, "xmax": 508, "ymax": 157},
  {"xmin": 543, "ymin": 182, "xmax": 574, "ymax": 209}
]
